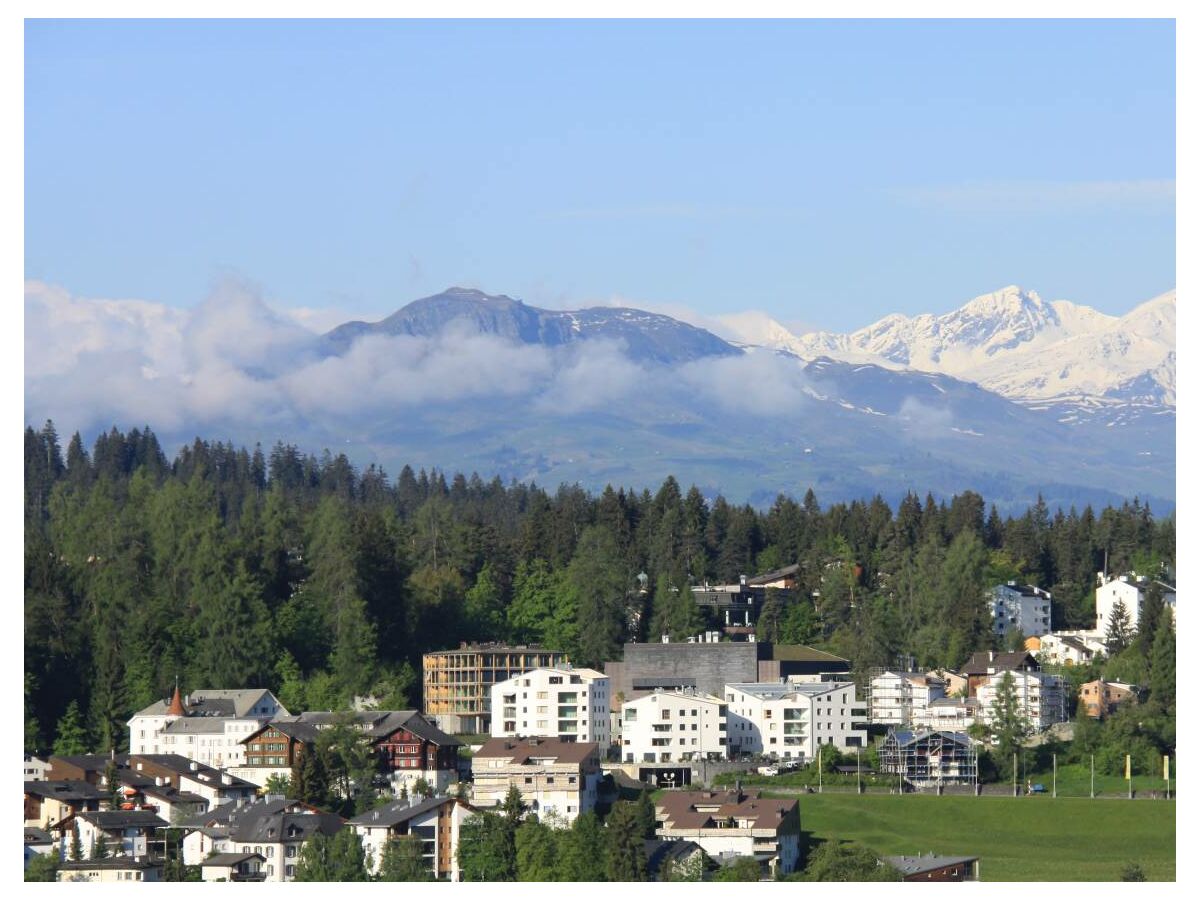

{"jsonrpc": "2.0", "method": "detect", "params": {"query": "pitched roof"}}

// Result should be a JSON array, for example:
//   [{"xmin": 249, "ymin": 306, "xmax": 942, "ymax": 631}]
[
  {"xmin": 961, "ymin": 651, "xmax": 1038, "ymax": 675},
  {"xmin": 46, "ymin": 754, "xmax": 129, "ymax": 774},
  {"xmin": 24, "ymin": 780, "xmax": 107, "ymax": 801},
  {"xmin": 266, "ymin": 710, "xmax": 462, "ymax": 747},
  {"xmin": 177, "ymin": 797, "xmax": 301, "ymax": 830},
  {"xmin": 655, "ymin": 789, "xmax": 796, "ymax": 832},
  {"xmin": 474, "ymin": 736, "xmax": 599, "ymax": 765},
  {"xmin": 766, "ymin": 645, "xmax": 849, "ymax": 664},
  {"xmin": 74, "ymin": 809, "xmax": 169, "ymax": 830},
  {"xmin": 229, "ymin": 810, "xmax": 345, "ymax": 843},
  {"xmin": 888, "ymin": 729, "xmax": 974, "ymax": 748},
  {"xmin": 132, "ymin": 688, "xmax": 278, "ymax": 719},
  {"xmin": 58, "ymin": 858, "xmax": 163, "ymax": 871},
  {"xmin": 129, "ymin": 754, "xmax": 256, "ymax": 790},
  {"xmin": 348, "ymin": 795, "xmax": 464, "ymax": 827},
  {"xmin": 202, "ymin": 853, "xmax": 266, "ymax": 867},
  {"xmin": 884, "ymin": 854, "xmax": 978, "ymax": 876},
  {"xmin": 25, "ymin": 827, "xmax": 54, "ymax": 844},
  {"xmin": 746, "ymin": 563, "xmax": 801, "ymax": 585}
]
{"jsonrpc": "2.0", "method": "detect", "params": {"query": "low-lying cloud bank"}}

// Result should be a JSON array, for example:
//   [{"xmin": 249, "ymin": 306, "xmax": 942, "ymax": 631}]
[{"xmin": 25, "ymin": 280, "xmax": 814, "ymax": 445}]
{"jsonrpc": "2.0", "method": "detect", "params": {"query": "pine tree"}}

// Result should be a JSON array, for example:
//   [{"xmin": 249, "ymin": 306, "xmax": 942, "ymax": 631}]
[
  {"xmin": 605, "ymin": 801, "xmax": 648, "ymax": 881},
  {"xmin": 457, "ymin": 811, "xmax": 516, "ymax": 881},
  {"xmin": 1105, "ymin": 599, "xmax": 1134, "ymax": 655},
  {"xmin": 69, "ymin": 823, "xmax": 83, "ymax": 862},
  {"xmin": 52, "ymin": 701, "xmax": 89, "ymax": 756},
  {"xmin": 1148, "ymin": 613, "xmax": 1175, "ymax": 714},
  {"xmin": 501, "ymin": 784, "xmax": 526, "ymax": 824},
  {"xmin": 515, "ymin": 818, "xmax": 561, "ymax": 881},
  {"xmin": 91, "ymin": 831, "xmax": 110, "ymax": 860},
  {"xmin": 635, "ymin": 789, "xmax": 657, "ymax": 839},
  {"xmin": 378, "ymin": 834, "xmax": 433, "ymax": 881},
  {"xmin": 558, "ymin": 811, "xmax": 607, "ymax": 881},
  {"xmin": 986, "ymin": 671, "xmax": 1031, "ymax": 775}
]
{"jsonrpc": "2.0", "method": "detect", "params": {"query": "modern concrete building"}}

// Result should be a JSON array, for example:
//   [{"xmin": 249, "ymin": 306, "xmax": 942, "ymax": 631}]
[
  {"xmin": 423, "ymin": 643, "xmax": 568, "ymax": 734},
  {"xmin": 620, "ymin": 689, "xmax": 728, "ymax": 763},
  {"xmin": 990, "ymin": 582, "xmax": 1053, "ymax": 638},
  {"xmin": 910, "ymin": 698, "xmax": 980, "ymax": 731},
  {"xmin": 605, "ymin": 641, "xmax": 850, "ymax": 710},
  {"xmin": 471, "ymin": 736, "xmax": 600, "ymax": 825},
  {"xmin": 490, "ymin": 666, "xmax": 610, "ymax": 750},
  {"xmin": 725, "ymin": 681, "xmax": 868, "ymax": 760}
]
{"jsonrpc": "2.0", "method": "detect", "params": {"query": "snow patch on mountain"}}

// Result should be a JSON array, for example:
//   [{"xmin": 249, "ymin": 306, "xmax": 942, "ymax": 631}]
[{"xmin": 737, "ymin": 285, "xmax": 1174, "ymax": 407}]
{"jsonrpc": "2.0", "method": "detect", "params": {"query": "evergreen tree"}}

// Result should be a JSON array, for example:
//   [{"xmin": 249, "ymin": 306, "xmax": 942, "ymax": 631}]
[
  {"xmin": 986, "ymin": 671, "xmax": 1031, "ymax": 775},
  {"xmin": 635, "ymin": 789, "xmax": 657, "ymax": 839},
  {"xmin": 515, "ymin": 818, "xmax": 561, "ymax": 881},
  {"xmin": 91, "ymin": 831, "xmax": 110, "ymax": 860},
  {"xmin": 69, "ymin": 823, "xmax": 83, "ymax": 862},
  {"xmin": 52, "ymin": 701, "xmax": 89, "ymax": 756},
  {"xmin": 501, "ymin": 784, "xmax": 526, "ymax": 824},
  {"xmin": 1105, "ymin": 599, "xmax": 1134, "ymax": 655},
  {"xmin": 24, "ymin": 854, "xmax": 59, "ymax": 882},
  {"xmin": 568, "ymin": 525, "xmax": 630, "ymax": 668},
  {"xmin": 1148, "ymin": 613, "xmax": 1176, "ymax": 714},
  {"xmin": 604, "ymin": 801, "xmax": 648, "ymax": 881},
  {"xmin": 294, "ymin": 829, "xmax": 369, "ymax": 881},
  {"xmin": 457, "ymin": 812, "xmax": 516, "ymax": 881},
  {"xmin": 804, "ymin": 841, "xmax": 902, "ymax": 881},
  {"xmin": 377, "ymin": 834, "xmax": 432, "ymax": 881},
  {"xmin": 558, "ymin": 811, "xmax": 607, "ymax": 881},
  {"xmin": 713, "ymin": 856, "xmax": 762, "ymax": 881}
]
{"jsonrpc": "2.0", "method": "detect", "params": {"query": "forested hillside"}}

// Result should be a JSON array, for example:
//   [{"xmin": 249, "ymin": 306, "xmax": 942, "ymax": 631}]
[{"xmin": 24, "ymin": 421, "xmax": 1174, "ymax": 756}]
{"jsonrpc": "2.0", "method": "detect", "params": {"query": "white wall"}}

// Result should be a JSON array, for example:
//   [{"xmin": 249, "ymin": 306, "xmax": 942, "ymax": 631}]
[
  {"xmin": 491, "ymin": 668, "xmax": 611, "ymax": 751},
  {"xmin": 620, "ymin": 692, "xmax": 727, "ymax": 763}
]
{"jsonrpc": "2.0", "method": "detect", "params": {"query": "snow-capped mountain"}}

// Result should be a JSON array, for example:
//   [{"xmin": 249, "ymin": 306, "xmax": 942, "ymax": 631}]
[{"xmin": 736, "ymin": 285, "xmax": 1176, "ymax": 407}]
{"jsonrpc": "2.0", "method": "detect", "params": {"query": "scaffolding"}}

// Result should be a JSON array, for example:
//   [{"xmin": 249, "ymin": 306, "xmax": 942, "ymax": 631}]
[{"xmin": 878, "ymin": 729, "xmax": 978, "ymax": 791}]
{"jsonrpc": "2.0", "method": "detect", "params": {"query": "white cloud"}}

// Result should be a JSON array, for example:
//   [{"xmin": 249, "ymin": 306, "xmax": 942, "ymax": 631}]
[{"xmin": 23, "ymin": 280, "xmax": 814, "ymax": 448}]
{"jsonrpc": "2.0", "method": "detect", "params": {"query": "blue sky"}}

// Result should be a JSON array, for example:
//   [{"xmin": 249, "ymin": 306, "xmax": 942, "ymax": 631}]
[{"xmin": 25, "ymin": 19, "xmax": 1175, "ymax": 332}]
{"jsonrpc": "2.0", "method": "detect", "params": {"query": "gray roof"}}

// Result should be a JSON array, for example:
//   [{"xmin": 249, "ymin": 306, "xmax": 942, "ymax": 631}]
[
  {"xmin": 25, "ymin": 780, "xmax": 107, "ymax": 801},
  {"xmin": 130, "ymin": 755, "xmax": 256, "ymax": 791},
  {"xmin": 25, "ymin": 827, "xmax": 54, "ymax": 844},
  {"xmin": 278, "ymin": 710, "xmax": 461, "ymax": 747},
  {"xmin": 133, "ymin": 688, "xmax": 280, "ymax": 719},
  {"xmin": 229, "ymin": 810, "xmax": 345, "ymax": 843},
  {"xmin": 889, "ymin": 729, "xmax": 973, "ymax": 748},
  {"xmin": 178, "ymin": 798, "xmax": 300, "ymax": 831},
  {"xmin": 884, "ymin": 854, "xmax": 978, "ymax": 875},
  {"xmin": 202, "ymin": 852, "xmax": 266, "ymax": 867},
  {"xmin": 728, "ymin": 681, "xmax": 854, "ymax": 699},
  {"xmin": 163, "ymin": 717, "xmax": 227, "ymax": 734},
  {"xmin": 59, "ymin": 857, "xmax": 164, "ymax": 871},
  {"xmin": 348, "ymin": 796, "xmax": 460, "ymax": 827},
  {"xmin": 74, "ymin": 809, "xmax": 169, "ymax": 830}
]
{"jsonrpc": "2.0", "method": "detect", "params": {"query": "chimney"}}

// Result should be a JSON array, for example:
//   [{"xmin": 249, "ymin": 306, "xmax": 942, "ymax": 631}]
[{"xmin": 189, "ymin": 762, "xmax": 199, "ymax": 772}]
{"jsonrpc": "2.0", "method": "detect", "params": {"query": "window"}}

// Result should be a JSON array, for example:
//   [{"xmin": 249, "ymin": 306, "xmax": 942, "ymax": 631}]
[{"xmin": 286, "ymin": 865, "xmax": 295, "ymax": 878}]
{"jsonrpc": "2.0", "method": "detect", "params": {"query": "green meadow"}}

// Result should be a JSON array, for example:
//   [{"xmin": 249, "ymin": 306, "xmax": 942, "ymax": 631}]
[{"xmin": 788, "ymin": 792, "xmax": 1176, "ymax": 881}]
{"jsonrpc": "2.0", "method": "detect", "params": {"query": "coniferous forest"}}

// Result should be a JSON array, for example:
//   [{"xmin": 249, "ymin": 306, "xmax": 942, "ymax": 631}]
[{"xmin": 24, "ymin": 421, "xmax": 1175, "ymax": 761}]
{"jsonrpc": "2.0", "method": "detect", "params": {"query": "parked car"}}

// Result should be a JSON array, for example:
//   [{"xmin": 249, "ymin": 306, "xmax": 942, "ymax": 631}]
[
  {"xmin": 757, "ymin": 765, "xmax": 779, "ymax": 777},
  {"xmin": 1029, "ymin": 783, "xmax": 1047, "ymax": 794}
]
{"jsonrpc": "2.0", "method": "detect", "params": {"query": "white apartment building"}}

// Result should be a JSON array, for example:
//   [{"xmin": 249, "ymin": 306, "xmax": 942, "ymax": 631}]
[
  {"xmin": 725, "ymin": 681, "xmax": 868, "ymax": 761},
  {"xmin": 127, "ymin": 688, "xmax": 288, "ymax": 768},
  {"xmin": 990, "ymin": 583, "xmax": 1053, "ymax": 638},
  {"xmin": 910, "ymin": 698, "xmax": 980, "ymax": 731},
  {"xmin": 977, "ymin": 670, "xmax": 1066, "ymax": 732},
  {"xmin": 1096, "ymin": 574, "xmax": 1177, "ymax": 635},
  {"xmin": 869, "ymin": 671, "xmax": 946, "ymax": 726},
  {"xmin": 490, "ymin": 667, "xmax": 610, "ymax": 751},
  {"xmin": 471, "ymin": 736, "xmax": 600, "ymax": 825},
  {"xmin": 620, "ymin": 690, "xmax": 728, "ymax": 764},
  {"xmin": 349, "ymin": 796, "xmax": 475, "ymax": 881}
]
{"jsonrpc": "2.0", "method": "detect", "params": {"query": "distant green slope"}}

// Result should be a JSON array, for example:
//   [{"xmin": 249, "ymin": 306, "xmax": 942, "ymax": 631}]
[{"xmin": 790, "ymin": 793, "xmax": 1175, "ymax": 881}]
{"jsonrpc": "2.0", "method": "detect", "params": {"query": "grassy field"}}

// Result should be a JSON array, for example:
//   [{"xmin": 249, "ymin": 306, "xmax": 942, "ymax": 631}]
[{"xmin": 786, "ymin": 792, "xmax": 1175, "ymax": 881}]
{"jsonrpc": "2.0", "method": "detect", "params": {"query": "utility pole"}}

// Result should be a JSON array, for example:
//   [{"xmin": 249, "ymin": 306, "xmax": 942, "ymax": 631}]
[
  {"xmin": 1052, "ymin": 753, "xmax": 1057, "ymax": 799},
  {"xmin": 818, "ymin": 746, "xmax": 823, "ymax": 794},
  {"xmin": 857, "ymin": 746, "xmax": 862, "ymax": 795},
  {"xmin": 1013, "ymin": 752, "xmax": 1018, "ymax": 797},
  {"xmin": 1090, "ymin": 754, "xmax": 1095, "ymax": 799}
]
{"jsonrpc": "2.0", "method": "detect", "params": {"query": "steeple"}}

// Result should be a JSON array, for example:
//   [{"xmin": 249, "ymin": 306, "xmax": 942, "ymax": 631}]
[{"xmin": 166, "ymin": 676, "xmax": 185, "ymax": 717}]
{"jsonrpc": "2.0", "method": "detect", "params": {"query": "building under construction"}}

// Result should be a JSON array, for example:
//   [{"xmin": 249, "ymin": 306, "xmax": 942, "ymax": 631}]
[{"xmin": 879, "ymin": 729, "xmax": 978, "ymax": 790}]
